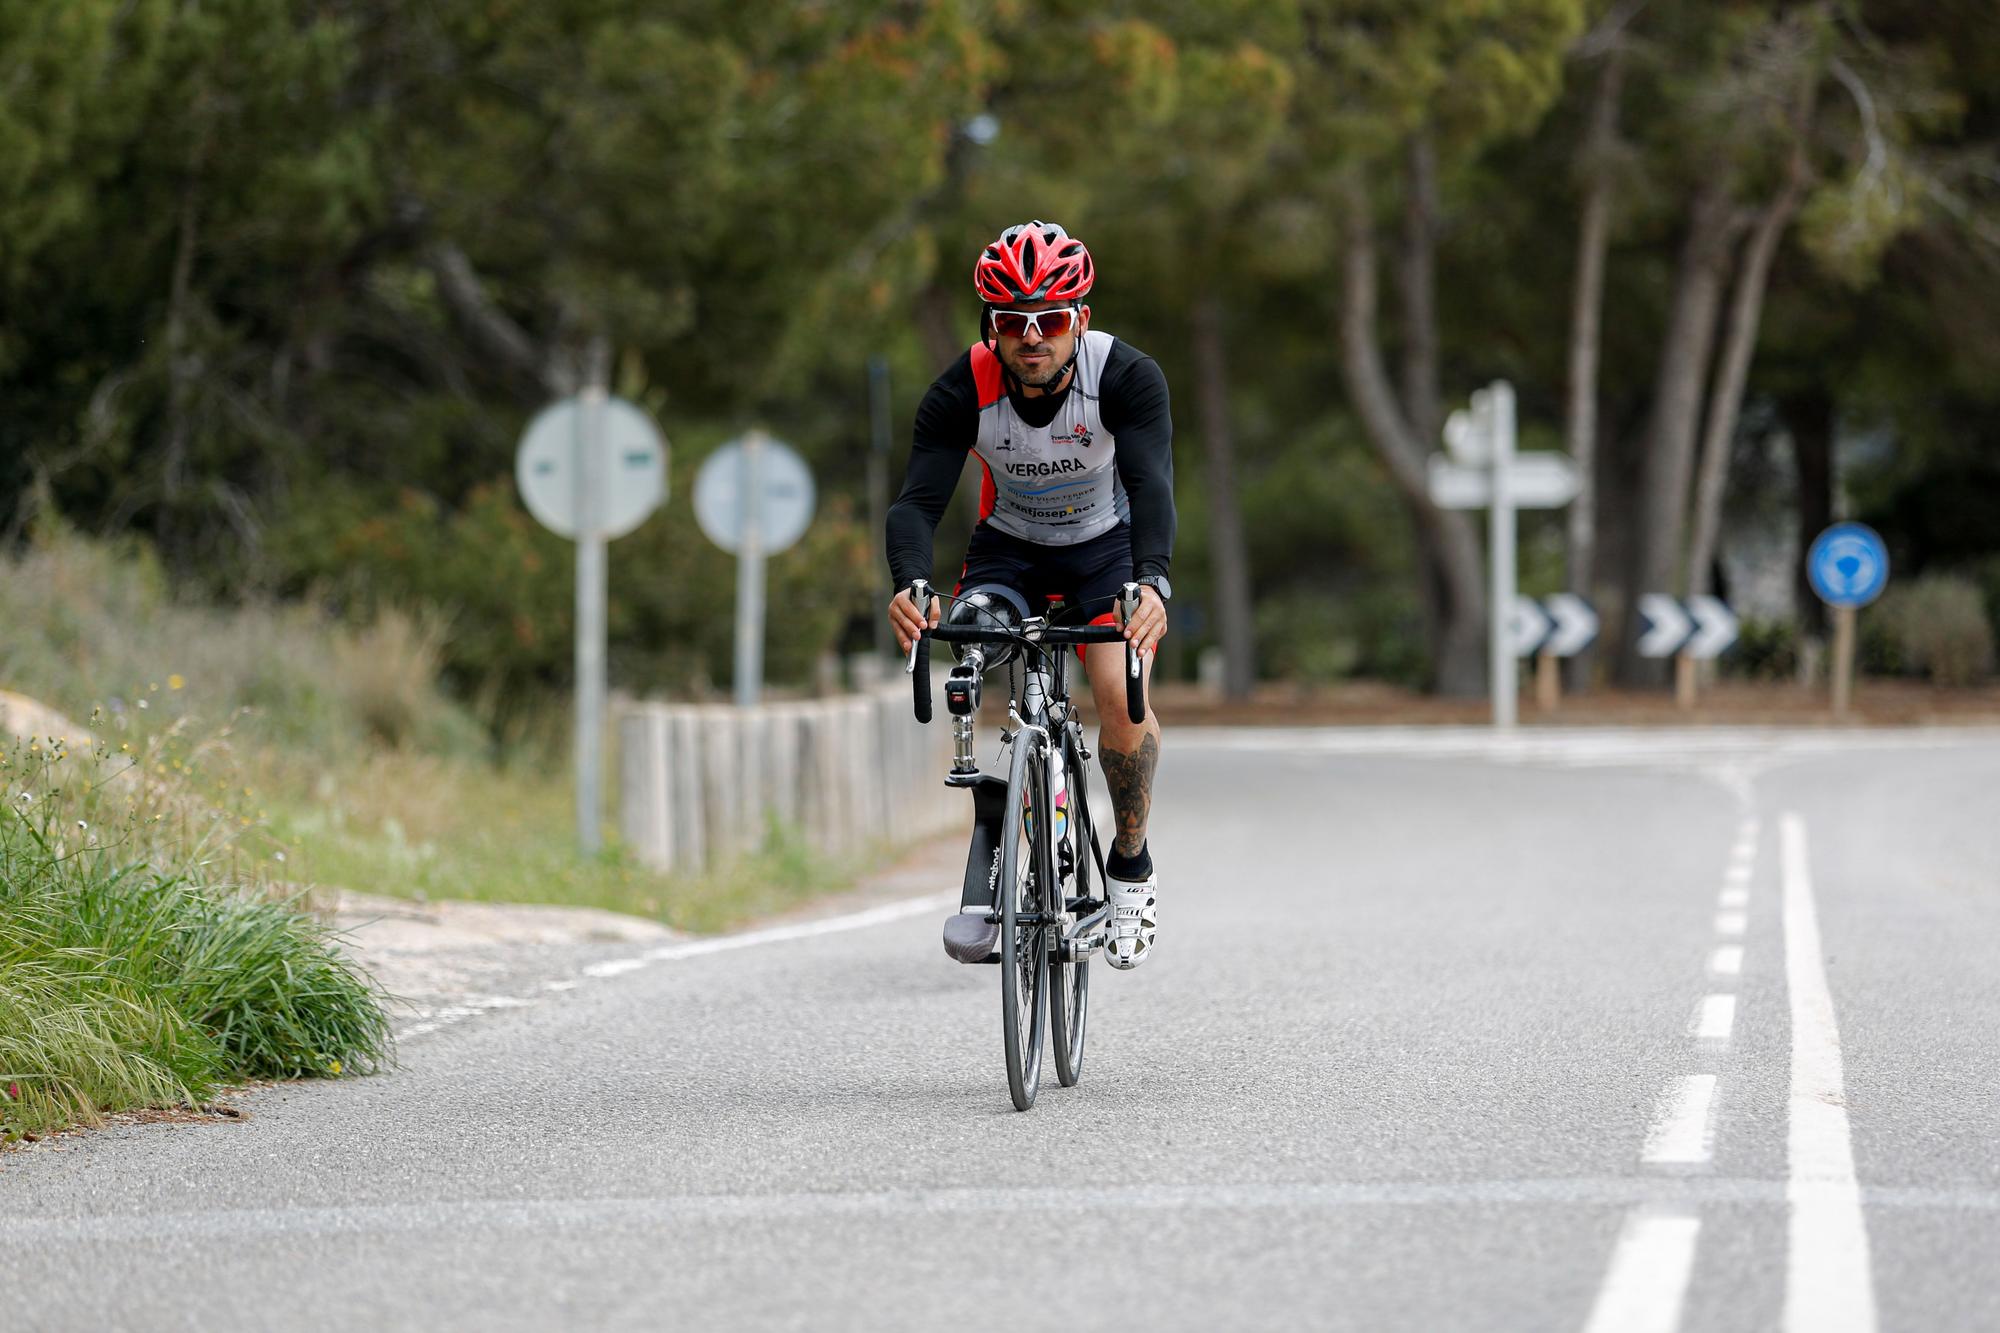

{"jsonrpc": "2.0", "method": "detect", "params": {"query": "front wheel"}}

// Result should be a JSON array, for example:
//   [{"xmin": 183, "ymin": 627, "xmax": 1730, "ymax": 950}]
[
  {"xmin": 999, "ymin": 730, "xmax": 1050, "ymax": 1111},
  {"xmin": 1050, "ymin": 735, "xmax": 1090, "ymax": 1087}
]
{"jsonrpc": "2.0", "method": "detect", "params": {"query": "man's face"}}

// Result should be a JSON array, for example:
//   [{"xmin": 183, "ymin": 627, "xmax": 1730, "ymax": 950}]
[{"xmin": 991, "ymin": 300, "xmax": 1089, "ymax": 390}]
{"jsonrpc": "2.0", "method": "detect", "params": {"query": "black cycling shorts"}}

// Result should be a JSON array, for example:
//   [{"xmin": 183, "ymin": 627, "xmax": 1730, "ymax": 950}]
[{"xmin": 955, "ymin": 521, "xmax": 1133, "ymax": 626}]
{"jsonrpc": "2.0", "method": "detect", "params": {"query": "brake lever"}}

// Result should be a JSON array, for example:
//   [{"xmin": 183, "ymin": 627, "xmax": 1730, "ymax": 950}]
[
  {"xmin": 906, "ymin": 579, "xmax": 932, "ymax": 673},
  {"xmin": 1119, "ymin": 582, "xmax": 1143, "ymax": 678}
]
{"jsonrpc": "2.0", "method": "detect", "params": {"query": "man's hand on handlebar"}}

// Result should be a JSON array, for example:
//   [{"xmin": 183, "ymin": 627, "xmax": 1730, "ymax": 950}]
[
  {"xmin": 1122, "ymin": 586, "xmax": 1169, "ymax": 657},
  {"xmin": 889, "ymin": 587, "xmax": 940, "ymax": 654}
]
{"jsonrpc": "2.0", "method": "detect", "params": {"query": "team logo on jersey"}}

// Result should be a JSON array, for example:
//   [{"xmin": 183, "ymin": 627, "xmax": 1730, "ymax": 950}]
[
  {"xmin": 1054, "ymin": 424, "xmax": 1095, "ymax": 449},
  {"xmin": 1003, "ymin": 457, "xmax": 1088, "ymax": 478}
]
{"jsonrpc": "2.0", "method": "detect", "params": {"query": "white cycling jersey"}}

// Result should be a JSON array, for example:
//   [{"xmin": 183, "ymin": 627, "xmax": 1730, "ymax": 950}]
[{"xmin": 969, "ymin": 330, "xmax": 1126, "ymax": 547}]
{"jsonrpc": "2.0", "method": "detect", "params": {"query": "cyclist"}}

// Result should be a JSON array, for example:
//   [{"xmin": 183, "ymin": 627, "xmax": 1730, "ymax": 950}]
[{"xmin": 886, "ymin": 220, "xmax": 1174, "ymax": 971}]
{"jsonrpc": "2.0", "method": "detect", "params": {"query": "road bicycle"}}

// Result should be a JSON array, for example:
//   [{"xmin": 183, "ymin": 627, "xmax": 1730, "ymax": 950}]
[{"xmin": 906, "ymin": 578, "xmax": 1147, "ymax": 1111}]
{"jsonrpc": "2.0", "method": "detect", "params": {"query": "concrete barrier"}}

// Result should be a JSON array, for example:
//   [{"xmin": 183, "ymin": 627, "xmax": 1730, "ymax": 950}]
[{"xmin": 617, "ymin": 678, "xmax": 958, "ymax": 875}]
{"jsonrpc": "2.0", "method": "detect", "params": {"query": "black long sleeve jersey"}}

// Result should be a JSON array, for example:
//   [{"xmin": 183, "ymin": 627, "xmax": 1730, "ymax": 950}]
[{"xmin": 886, "ymin": 330, "xmax": 1175, "ymax": 591}]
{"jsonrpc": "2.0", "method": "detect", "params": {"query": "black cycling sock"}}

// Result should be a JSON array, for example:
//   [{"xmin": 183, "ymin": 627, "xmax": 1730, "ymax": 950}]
[{"xmin": 1106, "ymin": 843, "xmax": 1152, "ymax": 881}]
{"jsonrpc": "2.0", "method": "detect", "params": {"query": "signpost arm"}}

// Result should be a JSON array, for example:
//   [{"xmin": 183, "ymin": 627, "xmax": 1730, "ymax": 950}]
[
  {"xmin": 1489, "ymin": 383, "xmax": 1518, "ymax": 728},
  {"xmin": 575, "ymin": 337, "xmax": 610, "ymax": 855}
]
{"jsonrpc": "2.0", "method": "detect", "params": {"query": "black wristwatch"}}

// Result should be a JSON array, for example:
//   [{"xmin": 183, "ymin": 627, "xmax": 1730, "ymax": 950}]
[{"xmin": 1137, "ymin": 574, "xmax": 1172, "ymax": 601}]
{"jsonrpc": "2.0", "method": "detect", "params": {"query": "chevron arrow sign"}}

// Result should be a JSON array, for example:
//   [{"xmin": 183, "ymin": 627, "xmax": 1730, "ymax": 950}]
[
  {"xmin": 1637, "ymin": 594, "xmax": 1739, "ymax": 659},
  {"xmin": 1509, "ymin": 594, "xmax": 1599, "ymax": 658}
]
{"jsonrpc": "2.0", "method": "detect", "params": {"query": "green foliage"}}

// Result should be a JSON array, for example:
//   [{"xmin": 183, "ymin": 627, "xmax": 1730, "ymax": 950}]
[
  {"xmin": 0, "ymin": 737, "xmax": 388, "ymax": 1139},
  {"xmin": 1874, "ymin": 573, "xmax": 1995, "ymax": 686},
  {"xmin": 0, "ymin": 524, "xmax": 486, "ymax": 760},
  {"xmin": 1, "ymin": 0, "xmax": 1997, "ymax": 700},
  {"xmin": 266, "ymin": 460, "xmax": 875, "ymax": 710},
  {"xmin": 1727, "ymin": 617, "xmax": 1801, "ymax": 682}
]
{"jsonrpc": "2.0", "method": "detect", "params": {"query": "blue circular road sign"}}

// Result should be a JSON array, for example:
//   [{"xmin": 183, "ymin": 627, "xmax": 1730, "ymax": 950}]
[{"xmin": 1807, "ymin": 522, "xmax": 1890, "ymax": 608}]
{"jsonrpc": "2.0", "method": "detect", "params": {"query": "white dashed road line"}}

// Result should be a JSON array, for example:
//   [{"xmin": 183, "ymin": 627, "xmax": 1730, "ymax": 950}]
[
  {"xmin": 1780, "ymin": 813, "xmax": 1877, "ymax": 1332},
  {"xmin": 1709, "ymin": 945, "xmax": 1743, "ymax": 977},
  {"xmin": 1581, "ymin": 1210, "xmax": 1703, "ymax": 1333},
  {"xmin": 1694, "ymin": 994, "xmax": 1737, "ymax": 1044},
  {"xmin": 1642, "ymin": 1075, "xmax": 1719, "ymax": 1167}
]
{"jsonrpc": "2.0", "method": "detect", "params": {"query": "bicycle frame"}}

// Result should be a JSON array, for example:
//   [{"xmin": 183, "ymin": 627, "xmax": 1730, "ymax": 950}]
[{"xmin": 905, "ymin": 579, "xmax": 1143, "ymax": 1109}]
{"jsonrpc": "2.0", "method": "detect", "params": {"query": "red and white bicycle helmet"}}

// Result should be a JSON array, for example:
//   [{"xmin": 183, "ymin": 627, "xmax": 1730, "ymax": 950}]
[{"xmin": 973, "ymin": 220, "xmax": 1095, "ymax": 304}]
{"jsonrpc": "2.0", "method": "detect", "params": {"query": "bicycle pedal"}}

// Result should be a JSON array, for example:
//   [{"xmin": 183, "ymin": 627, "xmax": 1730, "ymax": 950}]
[{"xmin": 1060, "ymin": 934, "xmax": 1102, "ymax": 962}]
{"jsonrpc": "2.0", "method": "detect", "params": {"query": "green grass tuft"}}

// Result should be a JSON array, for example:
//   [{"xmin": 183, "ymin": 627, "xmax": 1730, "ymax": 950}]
[{"xmin": 0, "ymin": 739, "xmax": 389, "ymax": 1139}]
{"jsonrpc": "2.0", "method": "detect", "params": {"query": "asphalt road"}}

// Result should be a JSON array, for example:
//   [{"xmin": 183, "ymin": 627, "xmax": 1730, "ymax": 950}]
[{"xmin": 6, "ymin": 726, "xmax": 2000, "ymax": 1332}]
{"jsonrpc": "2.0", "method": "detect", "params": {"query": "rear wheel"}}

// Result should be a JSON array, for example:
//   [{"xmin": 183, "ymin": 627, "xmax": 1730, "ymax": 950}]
[
  {"xmin": 1050, "ymin": 734, "xmax": 1090, "ymax": 1087},
  {"xmin": 999, "ymin": 732, "xmax": 1049, "ymax": 1111}
]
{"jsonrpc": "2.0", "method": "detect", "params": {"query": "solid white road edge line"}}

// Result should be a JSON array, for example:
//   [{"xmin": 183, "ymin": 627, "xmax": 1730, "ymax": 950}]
[
  {"xmin": 1642, "ymin": 1075, "xmax": 1719, "ymax": 1167},
  {"xmin": 393, "ymin": 892, "xmax": 956, "ymax": 1043},
  {"xmin": 1780, "ymin": 812, "xmax": 1877, "ymax": 1333},
  {"xmin": 1581, "ymin": 1209, "xmax": 1702, "ymax": 1333},
  {"xmin": 639, "ymin": 893, "xmax": 957, "ymax": 962}
]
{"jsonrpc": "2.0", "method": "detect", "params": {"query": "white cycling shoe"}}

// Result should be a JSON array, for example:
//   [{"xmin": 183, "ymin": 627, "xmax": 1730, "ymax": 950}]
[{"xmin": 1103, "ymin": 871, "xmax": 1157, "ymax": 970}]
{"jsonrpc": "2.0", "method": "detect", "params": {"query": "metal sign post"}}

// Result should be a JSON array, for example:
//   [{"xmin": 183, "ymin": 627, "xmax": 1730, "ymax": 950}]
[
  {"xmin": 515, "ymin": 356, "xmax": 669, "ymax": 856},
  {"xmin": 575, "ymin": 354, "xmax": 608, "ymax": 854},
  {"xmin": 1807, "ymin": 522, "xmax": 1890, "ymax": 718},
  {"xmin": 1429, "ymin": 381, "xmax": 1579, "ymax": 728},
  {"xmin": 1487, "ymin": 383, "xmax": 1517, "ymax": 728},
  {"xmin": 695, "ymin": 433, "xmax": 817, "ymax": 709},
  {"xmin": 733, "ymin": 434, "xmax": 767, "ymax": 709}
]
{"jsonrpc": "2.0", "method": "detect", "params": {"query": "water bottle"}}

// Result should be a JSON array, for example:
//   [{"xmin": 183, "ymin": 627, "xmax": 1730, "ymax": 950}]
[{"xmin": 1048, "ymin": 732, "xmax": 1070, "ymax": 852}]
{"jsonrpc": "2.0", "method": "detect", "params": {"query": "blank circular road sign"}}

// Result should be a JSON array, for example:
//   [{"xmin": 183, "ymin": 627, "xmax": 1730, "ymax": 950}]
[
  {"xmin": 693, "ymin": 434, "xmax": 815, "ymax": 555},
  {"xmin": 516, "ymin": 396, "xmax": 668, "ymax": 541}
]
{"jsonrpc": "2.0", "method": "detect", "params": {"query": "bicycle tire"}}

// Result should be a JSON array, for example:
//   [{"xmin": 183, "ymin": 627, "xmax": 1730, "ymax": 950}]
[
  {"xmin": 1049, "ymin": 730, "xmax": 1090, "ymax": 1087},
  {"xmin": 999, "ymin": 729, "xmax": 1050, "ymax": 1112}
]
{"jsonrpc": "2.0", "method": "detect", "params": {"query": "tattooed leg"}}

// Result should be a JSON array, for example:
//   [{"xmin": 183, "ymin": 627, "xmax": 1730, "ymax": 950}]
[{"xmin": 1098, "ymin": 733, "xmax": 1159, "ymax": 857}]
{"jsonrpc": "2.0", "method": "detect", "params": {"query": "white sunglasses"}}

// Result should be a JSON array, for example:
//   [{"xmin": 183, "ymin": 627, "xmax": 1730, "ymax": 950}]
[{"xmin": 988, "ymin": 306, "xmax": 1080, "ymax": 339}]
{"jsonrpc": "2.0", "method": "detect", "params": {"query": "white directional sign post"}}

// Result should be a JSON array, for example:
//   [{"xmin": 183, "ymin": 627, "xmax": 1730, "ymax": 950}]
[
  {"xmin": 695, "ymin": 432, "xmax": 816, "ymax": 708},
  {"xmin": 1428, "ymin": 381, "xmax": 1581, "ymax": 727},
  {"xmin": 516, "ymin": 376, "xmax": 669, "ymax": 855},
  {"xmin": 1636, "ymin": 593, "xmax": 1739, "ymax": 708}
]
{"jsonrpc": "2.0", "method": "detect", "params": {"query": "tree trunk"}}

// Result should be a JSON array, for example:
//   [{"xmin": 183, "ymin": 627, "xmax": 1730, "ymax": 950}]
[
  {"xmin": 1685, "ymin": 120, "xmax": 1813, "ymax": 598},
  {"xmin": 1619, "ymin": 176, "xmax": 1737, "ymax": 682},
  {"xmin": 1397, "ymin": 133, "xmax": 1443, "ymax": 446},
  {"xmin": 914, "ymin": 279, "xmax": 962, "ymax": 373},
  {"xmin": 1563, "ymin": 49, "xmax": 1625, "ymax": 689},
  {"xmin": 1336, "ymin": 175, "xmax": 1487, "ymax": 696},
  {"xmin": 1190, "ymin": 288, "xmax": 1256, "ymax": 700}
]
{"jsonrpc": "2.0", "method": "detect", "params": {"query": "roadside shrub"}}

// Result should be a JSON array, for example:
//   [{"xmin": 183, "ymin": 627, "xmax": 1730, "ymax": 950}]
[
  {"xmin": 1727, "ymin": 618, "xmax": 1800, "ymax": 681},
  {"xmin": 0, "ymin": 523, "xmax": 484, "ymax": 762},
  {"xmin": 1252, "ymin": 580, "xmax": 1427, "ymax": 688},
  {"xmin": 1876, "ymin": 574, "xmax": 1995, "ymax": 686},
  {"xmin": 0, "ymin": 735, "xmax": 389, "ymax": 1139},
  {"xmin": 267, "ymin": 470, "xmax": 878, "ymax": 713}
]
